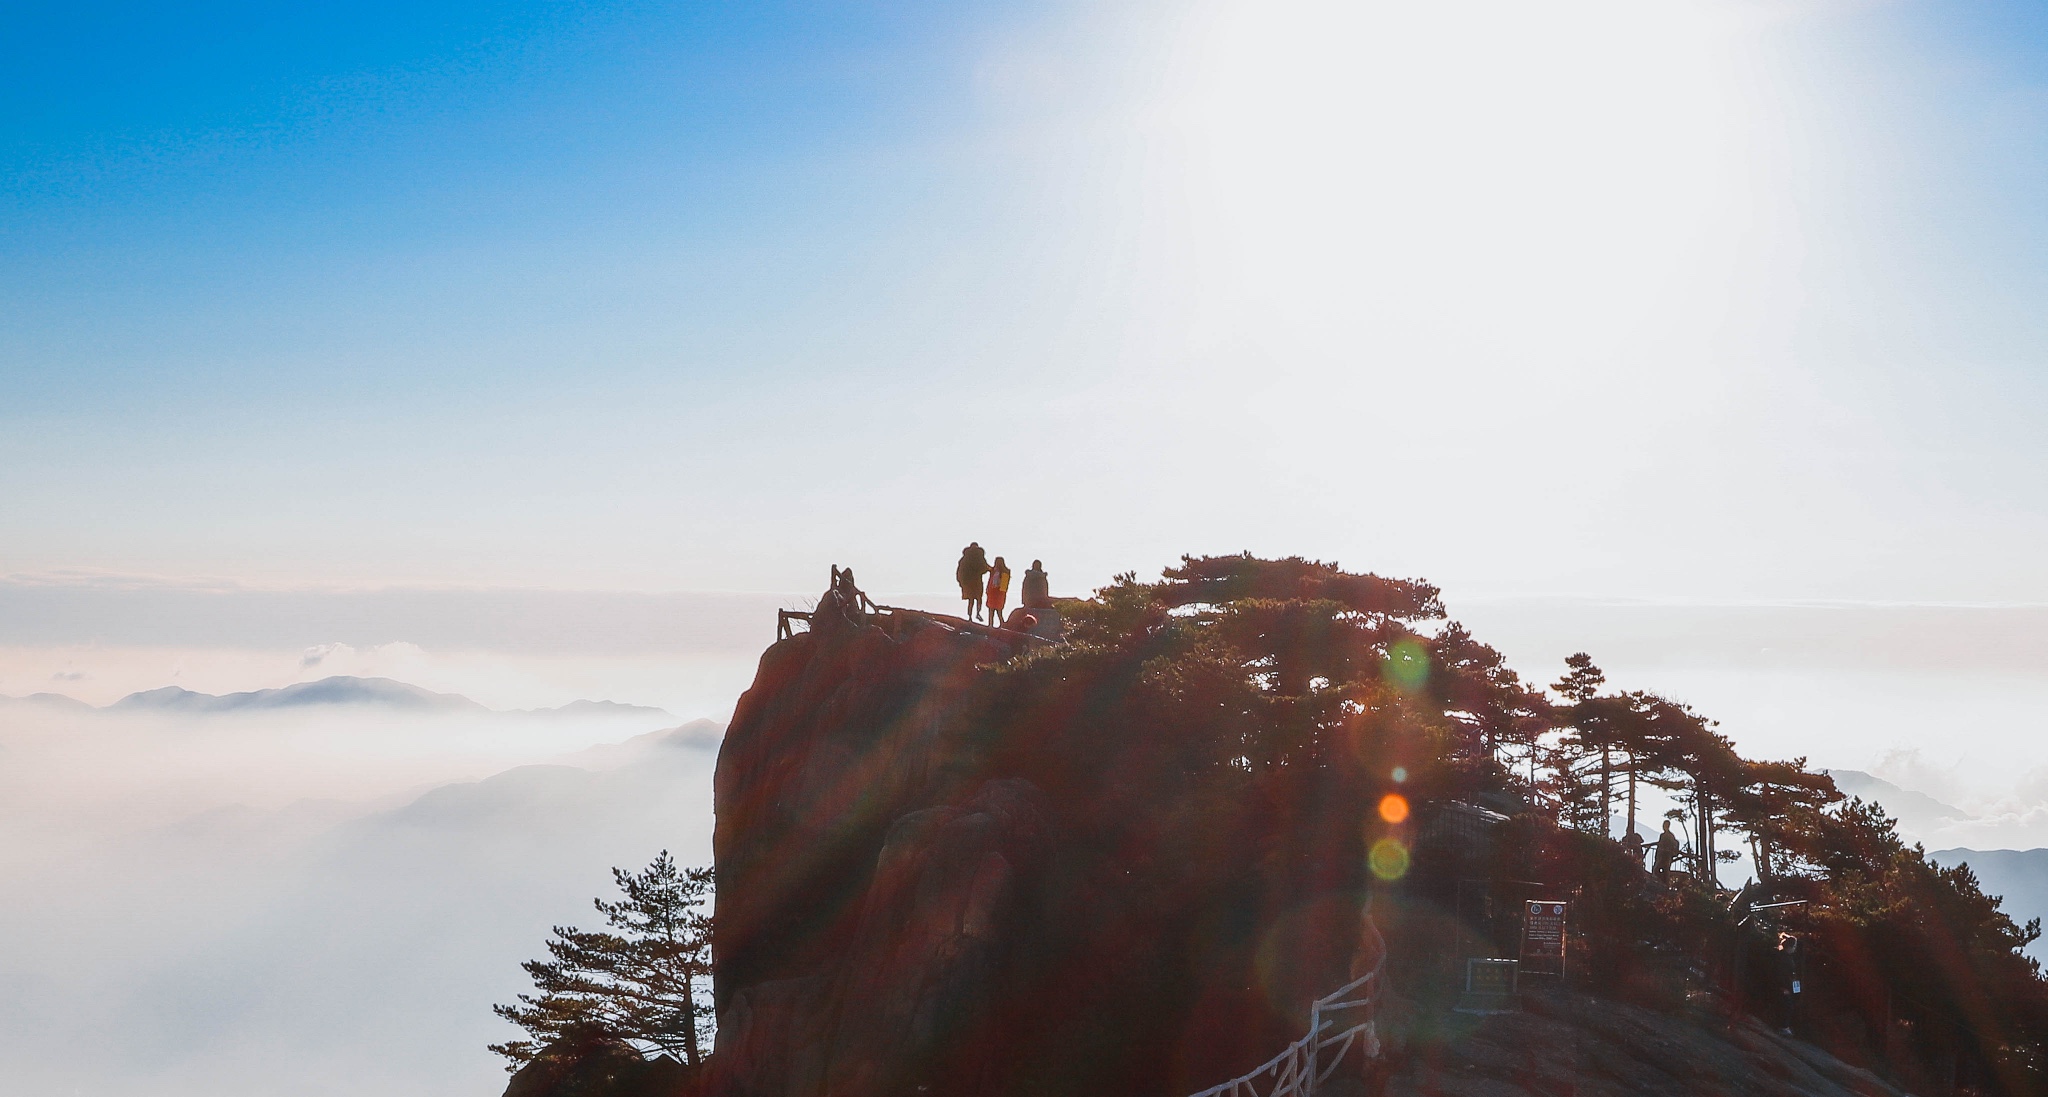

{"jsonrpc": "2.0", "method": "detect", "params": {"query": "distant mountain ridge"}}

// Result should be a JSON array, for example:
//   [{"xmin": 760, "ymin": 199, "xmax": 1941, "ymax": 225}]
[
  {"xmin": 522, "ymin": 698, "xmax": 675, "ymax": 719},
  {"xmin": 1821, "ymin": 771, "xmax": 2048, "ymax": 956},
  {"xmin": 6, "ymin": 675, "xmax": 672, "ymax": 720},
  {"xmin": 1934, "ymin": 848, "xmax": 2048, "ymax": 958},
  {"xmin": 0, "ymin": 692, "xmax": 95, "ymax": 711},
  {"xmin": 1824, "ymin": 768, "xmax": 1974, "ymax": 831},
  {"xmin": 113, "ymin": 676, "xmax": 485, "ymax": 713}
]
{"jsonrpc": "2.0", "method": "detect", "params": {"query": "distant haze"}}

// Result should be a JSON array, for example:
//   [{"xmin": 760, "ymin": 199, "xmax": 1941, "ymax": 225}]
[
  {"xmin": 0, "ymin": 667, "xmax": 722, "ymax": 1094},
  {"xmin": 0, "ymin": 708, "xmax": 721, "ymax": 1096},
  {"xmin": 10, "ymin": 578, "xmax": 2048, "ymax": 794}
]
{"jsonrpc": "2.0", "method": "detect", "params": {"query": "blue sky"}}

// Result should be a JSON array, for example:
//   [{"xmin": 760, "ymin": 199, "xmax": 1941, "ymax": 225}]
[
  {"xmin": 3, "ymin": 0, "xmax": 1024, "ymax": 404},
  {"xmin": 5, "ymin": 0, "xmax": 2047, "ymax": 604}
]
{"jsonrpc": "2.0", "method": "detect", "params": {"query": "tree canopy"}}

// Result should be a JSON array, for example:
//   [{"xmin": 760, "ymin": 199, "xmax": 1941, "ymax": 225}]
[
  {"xmin": 492, "ymin": 852, "xmax": 716, "ymax": 1071},
  {"xmin": 991, "ymin": 554, "xmax": 2048, "ymax": 1093}
]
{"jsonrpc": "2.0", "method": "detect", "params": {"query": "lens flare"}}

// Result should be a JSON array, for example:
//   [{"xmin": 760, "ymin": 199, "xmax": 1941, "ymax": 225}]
[
  {"xmin": 1369, "ymin": 838, "xmax": 1410, "ymax": 881},
  {"xmin": 1384, "ymin": 638, "xmax": 1429, "ymax": 693},
  {"xmin": 1377, "ymin": 793, "xmax": 1409, "ymax": 824}
]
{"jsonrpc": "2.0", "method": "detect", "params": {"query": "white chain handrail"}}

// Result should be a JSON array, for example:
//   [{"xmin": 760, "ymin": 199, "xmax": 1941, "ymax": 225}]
[{"xmin": 1185, "ymin": 964, "xmax": 1383, "ymax": 1097}]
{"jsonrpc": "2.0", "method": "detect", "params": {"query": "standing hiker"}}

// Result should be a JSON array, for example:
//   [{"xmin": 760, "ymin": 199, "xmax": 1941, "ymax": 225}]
[
  {"xmin": 986, "ymin": 557, "xmax": 1012, "ymax": 626},
  {"xmin": 1020, "ymin": 559, "xmax": 1051, "ymax": 609},
  {"xmin": 1619, "ymin": 827, "xmax": 1645, "ymax": 870},
  {"xmin": 956, "ymin": 543, "xmax": 991, "ymax": 622},
  {"xmin": 833, "ymin": 566, "xmax": 872, "ymax": 613},
  {"xmin": 1653, "ymin": 820, "xmax": 1682, "ymax": 882}
]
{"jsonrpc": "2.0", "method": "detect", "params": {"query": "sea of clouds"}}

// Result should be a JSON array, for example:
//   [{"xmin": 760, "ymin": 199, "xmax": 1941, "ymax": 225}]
[{"xmin": 0, "ymin": 681, "xmax": 727, "ymax": 1097}]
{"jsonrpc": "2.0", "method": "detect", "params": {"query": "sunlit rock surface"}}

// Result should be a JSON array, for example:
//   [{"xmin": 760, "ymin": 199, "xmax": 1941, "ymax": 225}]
[{"xmin": 1384, "ymin": 985, "xmax": 1909, "ymax": 1097}]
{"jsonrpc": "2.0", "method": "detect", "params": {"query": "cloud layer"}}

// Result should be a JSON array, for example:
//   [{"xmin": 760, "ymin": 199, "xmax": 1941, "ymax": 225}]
[{"xmin": 0, "ymin": 695, "xmax": 719, "ymax": 1097}]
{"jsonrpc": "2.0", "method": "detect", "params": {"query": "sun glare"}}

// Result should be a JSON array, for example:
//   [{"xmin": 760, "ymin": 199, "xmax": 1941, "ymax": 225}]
[{"xmin": 1138, "ymin": 0, "xmax": 1752, "ymax": 432}]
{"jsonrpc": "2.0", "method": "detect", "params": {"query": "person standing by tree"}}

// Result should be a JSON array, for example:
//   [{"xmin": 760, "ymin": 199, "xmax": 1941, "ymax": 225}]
[
  {"xmin": 491, "ymin": 852, "xmax": 715, "ymax": 1071},
  {"xmin": 1619, "ymin": 826, "xmax": 1645, "ymax": 869},
  {"xmin": 1652, "ymin": 820, "xmax": 1681, "ymax": 883},
  {"xmin": 985, "ymin": 556, "xmax": 1012, "ymax": 626},
  {"xmin": 957, "ymin": 542, "xmax": 991, "ymax": 622}
]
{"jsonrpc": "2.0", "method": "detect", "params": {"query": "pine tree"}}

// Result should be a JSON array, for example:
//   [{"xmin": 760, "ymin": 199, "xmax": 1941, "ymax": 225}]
[
  {"xmin": 491, "ymin": 852, "xmax": 715, "ymax": 1070},
  {"xmin": 1552, "ymin": 653, "xmax": 1611, "ymax": 834}
]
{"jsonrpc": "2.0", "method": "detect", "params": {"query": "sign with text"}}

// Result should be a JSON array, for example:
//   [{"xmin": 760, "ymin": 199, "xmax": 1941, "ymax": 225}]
[
  {"xmin": 1520, "ymin": 901, "xmax": 1567, "ymax": 976},
  {"xmin": 1454, "ymin": 957, "xmax": 1522, "ymax": 1015},
  {"xmin": 1465, "ymin": 958, "xmax": 1518, "ymax": 996}
]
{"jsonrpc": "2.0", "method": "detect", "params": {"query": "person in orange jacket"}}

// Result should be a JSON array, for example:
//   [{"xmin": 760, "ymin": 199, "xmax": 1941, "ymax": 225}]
[{"xmin": 985, "ymin": 556, "xmax": 1012, "ymax": 627}]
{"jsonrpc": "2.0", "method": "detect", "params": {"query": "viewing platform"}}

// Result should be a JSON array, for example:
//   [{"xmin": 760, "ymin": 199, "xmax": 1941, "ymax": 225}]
[{"xmin": 777, "ymin": 579, "xmax": 1063, "ymax": 645}]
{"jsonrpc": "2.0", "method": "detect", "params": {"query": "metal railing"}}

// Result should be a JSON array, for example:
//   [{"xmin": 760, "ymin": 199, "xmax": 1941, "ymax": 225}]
[
  {"xmin": 1185, "ymin": 965, "xmax": 1382, "ymax": 1097},
  {"xmin": 776, "ymin": 597, "xmax": 1048, "ymax": 645}
]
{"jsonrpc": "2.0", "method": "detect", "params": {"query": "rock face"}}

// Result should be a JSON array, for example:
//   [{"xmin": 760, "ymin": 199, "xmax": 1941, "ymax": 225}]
[
  {"xmin": 710, "ymin": 601, "xmax": 1009, "ymax": 992},
  {"xmin": 1385, "ymin": 986, "xmax": 1911, "ymax": 1097},
  {"xmin": 707, "ymin": 593, "xmax": 1383, "ymax": 1097},
  {"xmin": 702, "ymin": 591, "xmax": 1914, "ymax": 1097},
  {"xmin": 503, "ymin": 1040, "xmax": 695, "ymax": 1097},
  {"xmin": 713, "ymin": 779, "xmax": 1049, "ymax": 1097},
  {"xmin": 708, "ymin": 599, "xmax": 1043, "ymax": 1097}
]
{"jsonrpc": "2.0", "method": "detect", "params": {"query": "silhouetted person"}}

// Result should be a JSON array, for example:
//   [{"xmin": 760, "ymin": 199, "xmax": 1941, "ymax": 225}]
[
  {"xmin": 1020, "ymin": 559, "xmax": 1051, "ymax": 610},
  {"xmin": 985, "ymin": 556, "xmax": 1011, "ymax": 626},
  {"xmin": 1653, "ymin": 820, "xmax": 1681, "ymax": 880},
  {"xmin": 957, "ymin": 543, "xmax": 991, "ymax": 622},
  {"xmin": 814, "ymin": 566, "xmax": 860, "ymax": 634},
  {"xmin": 834, "ymin": 565, "xmax": 872, "ymax": 613},
  {"xmin": 1776, "ymin": 933, "xmax": 1804, "ymax": 1035},
  {"xmin": 1619, "ymin": 827, "xmax": 1645, "ymax": 869}
]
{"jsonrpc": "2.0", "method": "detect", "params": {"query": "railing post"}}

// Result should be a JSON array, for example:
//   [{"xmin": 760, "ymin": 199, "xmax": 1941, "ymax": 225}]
[
  {"xmin": 1180, "ymin": 971, "xmax": 1378, "ymax": 1097},
  {"xmin": 1304, "ymin": 1002, "xmax": 1319, "ymax": 1097}
]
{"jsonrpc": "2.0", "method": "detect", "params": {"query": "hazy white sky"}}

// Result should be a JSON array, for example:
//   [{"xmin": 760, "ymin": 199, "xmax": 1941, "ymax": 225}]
[{"xmin": 4, "ymin": 0, "xmax": 2045, "ymax": 604}]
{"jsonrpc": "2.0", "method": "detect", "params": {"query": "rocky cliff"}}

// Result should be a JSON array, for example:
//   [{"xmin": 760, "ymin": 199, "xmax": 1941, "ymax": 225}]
[
  {"xmin": 1384, "ymin": 984, "xmax": 1910, "ymax": 1097},
  {"xmin": 705, "ymin": 588, "xmax": 1384, "ymax": 1097},
  {"xmin": 691, "ymin": 565, "xmax": 1945, "ymax": 1097}
]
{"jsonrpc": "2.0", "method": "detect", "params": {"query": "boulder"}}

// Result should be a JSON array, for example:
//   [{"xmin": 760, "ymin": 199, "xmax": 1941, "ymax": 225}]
[
  {"xmin": 504, "ymin": 1038, "xmax": 699, "ymax": 1097},
  {"xmin": 820, "ymin": 779, "xmax": 1049, "ymax": 1097}
]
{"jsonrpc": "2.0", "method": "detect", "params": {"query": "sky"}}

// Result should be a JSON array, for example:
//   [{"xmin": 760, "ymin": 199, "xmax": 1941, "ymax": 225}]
[{"xmin": 3, "ymin": 0, "xmax": 2044, "ymax": 604}]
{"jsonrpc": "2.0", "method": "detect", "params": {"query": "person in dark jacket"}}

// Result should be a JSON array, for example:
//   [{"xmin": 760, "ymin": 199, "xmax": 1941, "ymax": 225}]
[
  {"xmin": 1653, "ymin": 820, "xmax": 1682, "ymax": 880},
  {"xmin": 1020, "ymin": 559, "xmax": 1051, "ymax": 610},
  {"xmin": 1619, "ymin": 827, "xmax": 1646, "ymax": 869},
  {"xmin": 956, "ymin": 543, "xmax": 991, "ymax": 622}
]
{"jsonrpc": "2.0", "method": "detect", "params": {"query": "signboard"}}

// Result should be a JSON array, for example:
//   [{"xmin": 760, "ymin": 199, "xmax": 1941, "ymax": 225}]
[
  {"xmin": 1520, "ymin": 901, "xmax": 1567, "ymax": 976},
  {"xmin": 1465, "ymin": 958, "xmax": 1517, "ymax": 996},
  {"xmin": 1454, "ymin": 957, "xmax": 1521, "ymax": 1015}
]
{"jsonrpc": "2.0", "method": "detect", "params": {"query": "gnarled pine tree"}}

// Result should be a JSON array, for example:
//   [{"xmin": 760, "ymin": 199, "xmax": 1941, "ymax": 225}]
[{"xmin": 491, "ymin": 851, "xmax": 714, "ymax": 1070}]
